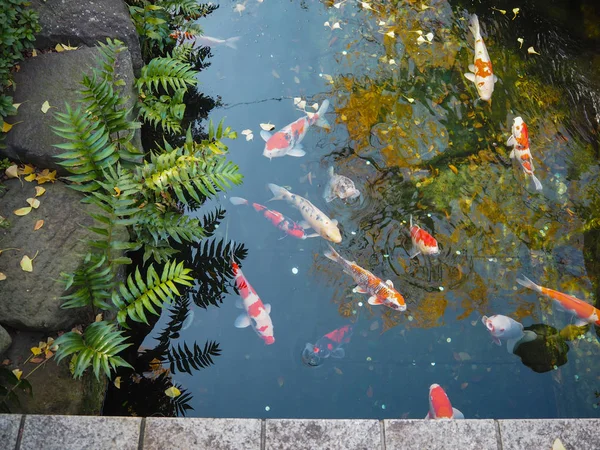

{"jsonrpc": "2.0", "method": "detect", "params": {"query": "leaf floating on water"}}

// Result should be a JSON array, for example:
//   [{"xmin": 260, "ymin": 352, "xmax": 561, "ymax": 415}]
[
  {"xmin": 41, "ymin": 101, "xmax": 51, "ymax": 113},
  {"xmin": 552, "ymin": 438, "xmax": 567, "ymax": 450},
  {"xmin": 277, "ymin": 376, "xmax": 284, "ymax": 387},
  {"xmin": 241, "ymin": 129, "xmax": 252, "ymax": 135},
  {"xmin": 403, "ymin": 95, "xmax": 415, "ymax": 103},
  {"xmin": 271, "ymin": 70, "xmax": 280, "ymax": 79},
  {"xmin": 260, "ymin": 123, "xmax": 275, "ymax": 131},
  {"xmin": 5, "ymin": 165, "xmax": 19, "ymax": 179},
  {"xmin": 334, "ymin": 367, "xmax": 343, "ymax": 375},
  {"xmin": 360, "ymin": 1, "xmax": 373, "ymax": 10},
  {"xmin": 165, "ymin": 386, "xmax": 181, "ymax": 398},
  {"xmin": 114, "ymin": 376, "xmax": 121, "ymax": 389},
  {"xmin": 294, "ymin": 76, "xmax": 300, "ymax": 84},
  {"xmin": 421, "ymin": 4, "xmax": 431, "ymax": 10},
  {"xmin": 293, "ymin": 97, "xmax": 302, "ymax": 105},
  {"xmin": 245, "ymin": 133, "xmax": 253, "ymax": 141},
  {"xmin": 385, "ymin": 31, "xmax": 395, "ymax": 38},
  {"xmin": 370, "ymin": 321, "xmax": 380, "ymax": 331},
  {"xmin": 388, "ymin": 59, "xmax": 397, "ymax": 65},
  {"xmin": 26, "ymin": 198, "xmax": 40, "ymax": 209},
  {"xmin": 461, "ymin": 382, "xmax": 469, "ymax": 390},
  {"xmin": 512, "ymin": 8, "xmax": 520, "ymax": 20},
  {"xmin": 21, "ymin": 256, "xmax": 33, "ymax": 272},
  {"xmin": 517, "ymin": 37, "xmax": 524, "ymax": 48},
  {"xmin": 425, "ymin": 32, "xmax": 434, "ymax": 42},
  {"xmin": 366, "ymin": 385, "xmax": 373, "ymax": 398},
  {"xmin": 233, "ymin": 3, "xmax": 245, "ymax": 15},
  {"xmin": 14, "ymin": 207, "xmax": 32, "ymax": 216},
  {"xmin": 333, "ymin": 1, "xmax": 345, "ymax": 8},
  {"xmin": 449, "ymin": 164, "xmax": 459, "ymax": 174},
  {"xmin": 527, "ymin": 46, "xmax": 541, "ymax": 55},
  {"xmin": 491, "ymin": 7, "xmax": 507, "ymax": 14},
  {"xmin": 35, "ymin": 186, "xmax": 46, "ymax": 197}
]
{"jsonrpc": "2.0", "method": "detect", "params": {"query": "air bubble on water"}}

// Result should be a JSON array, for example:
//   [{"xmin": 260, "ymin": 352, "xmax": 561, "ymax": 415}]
[
  {"xmin": 408, "ymin": 315, "xmax": 414, "ymax": 321},
  {"xmin": 351, "ymin": 231, "xmax": 357, "ymax": 235},
  {"xmin": 366, "ymin": 356, "xmax": 372, "ymax": 361},
  {"xmin": 513, "ymin": 286, "xmax": 518, "ymax": 291},
  {"xmin": 456, "ymin": 250, "xmax": 461, "ymax": 255},
  {"xmin": 488, "ymin": 258, "xmax": 494, "ymax": 262},
  {"xmin": 574, "ymin": 375, "xmax": 580, "ymax": 381},
  {"xmin": 594, "ymin": 404, "xmax": 598, "ymax": 409},
  {"xmin": 352, "ymin": 310, "xmax": 357, "ymax": 315},
  {"xmin": 439, "ymin": 286, "xmax": 444, "ymax": 291},
  {"xmin": 342, "ymin": 51, "xmax": 347, "ymax": 55},
  {"xmin": 427, "ymin": 213, "xmax": 431, "ymax": 217},
  {"xmin": 319, "ymin": 73, "xmax": 323, "ymax": 77},
  {"xmin": 265, "ymin": 406, "xmax": 271, "ymax": 411},
  {"xmin": 369, "ymin": 365, "xmax": 374, "ymax": 371},
  {"xmin": 381, "ymin": 404, "xmax": 386, "ymax": 410},
  {"xmin": 366, "ymin": 161, "xmax": 371, "ymax": 165},
  {"xmin": 553, "ymin": 365, "xmax": 558, "ymax": 370},
  {"xmin": 358, "ymin": 302, "xmax": 363, "ymax": 307},
  {"xmin": 446, "ymin": 338, "xmax": 451, "ymax": 343},
  {"xmin": 383, "ymin": 254, "xmax": 389, "ymax": 258},
  {"xmin": 292, "ymin": 267, "xmax": 299, "ymax": 275},
  {"xmin": 214, "ymin": 224, "xmax": 219, "ymax": 229},
  {"xmin": 412, "ymin": 360, "xmax": 416, "ymax": 366},
  {"xmin": 431, "ymin": 362, "xmax": 436, "ymax": 366}
]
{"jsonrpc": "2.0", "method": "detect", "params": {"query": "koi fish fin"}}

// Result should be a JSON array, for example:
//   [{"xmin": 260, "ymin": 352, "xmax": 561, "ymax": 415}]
[
  {"xmin": 409, "ymin": 215, "xmax": 413, "ymax": 228},
  {"xmin": 531, "ymin": 174, "xmax": 543, "ymax": 191},
  {"xmin": 328, "ymin": 166, "xmax": 335, "ymax": 178},
  {"xmin": 506, "ymin": 135, "xmax": 516, "ymax": 148},
  {"xmin": 234, "ymin": 313, "xmax": 252, "ymax": 328},
  {"xmin": 286, "ymin": 146, "xmax": 306, "ymax": 157},
  {"xmin": 235, "ymin": 298, "xmax": 244, "ymax": 309},
  {"xmin": 324, "ymin": 244, "xmax": 342, "ymax": 263},
  {"xmin": 277, "ymin": 234, "xmax": 288, "ymax": 240},
  {"xmin": 267, "ymin": 183, "xmax": 288, "ymax": 202},
  {"xmin": 260, "ymin": 130, "xmax": 273, "ymax": 142},
  {"xmin": 304, "ymin": 233, "xmax": 321, "ymax": 238},
  {"xmin": 574, "ymin": 319, "xmax": 590, "ymax": 327},
  {"xmin": 353, "ymin": 286, "xmax": 368, "ymax": 294},
  {"xmin": 264, "ymin": 304, "xmax": 271, "ymax": 314},
  {"xmin": 506, "ymin": 337, "xmax": 521, "ymax": 354},
  {"xmin": 368, "ymin": 296, "xmax": 384, "ymax": 306},
  {"xmin": 386, "ymin": 280, "xmax": 394, "ymax": 288},
  {"xmin": 409, "ymin": 247, "xmax": 421, "ymax": 259},
  {"xmin": 464, "ymin": 72, "xmax": 476, "ymax": 83},
  {"xmin": 493, "ymin": 75, "xmax": 498, "ymax": 83},
  {"xmin": 331, "ymin": 219, "xmax": 339, "ymax": 226},
  {"xmin": 509, "ymin": 149, "xmax": 515, "ymax": 159},
  {"xmin": 230, "ymin": 196, "xmax": 248, "ymax": 206},
  {"xmin": 492, "ymin": 336, "xmax": 502, "ymax": 346},
  {"xmin": 516, "ymin": 275, "xmax": 543, "ymax": 293},
  {"xmin": 298, "ymin": 220, "xmax": 311, "ymax": 229},
  {"xmin": 468, "ymin": 64, "xmax": 476, "ymax": 73},
  {"xmin": 315, "ymin": 99, "xmax": 330, "ymax": 129},
  {"xmin": 224, "ymin": 36, "xmax": 240, "ymax": 49},
  {"xmin": 468, "ymin": 14, "xmax": 480, "ymax": 38},
  {"xmin": 331, "ymin": 348, "xmax": 345, "ymax": 358},
  {"xmin": 452, "ymin": 408, "xmax": 465, "ymax": 420},
  {"xmin": 425, "ymin": 412, "xmax": 432, "ymax": 419}
]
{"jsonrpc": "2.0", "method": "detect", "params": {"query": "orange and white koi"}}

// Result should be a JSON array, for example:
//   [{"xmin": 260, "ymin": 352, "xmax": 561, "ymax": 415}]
[
  {"xmin": 517, "ymin": 275, "xmax": 600, "ymax": 327},
  {"xmin": 268, "ymin": 183, "xmax": 342, "ymax": 243},
  {"xmin": 261, "ymin": 100, "xmax": 330, "ymax": 159},
  {"xmin": 409, "ymin": 215, "xmax": 439, "ymax": 258},
  {"xmin": 506, "ymin": 117, "xmax": 542, "ymax": 191},
  {"xmin": 464, "ymin": 14, "xmax": 497, "ymax": 102},
  {"xmin": 232, "ymin": 260, "xmax": 275, "ymax": 345},
  {"xmin": 324, "ymin": 245, "xmax": 406, "ymax": 311},
  {"xmin": 425, "ymin": 384, "xmax": 464, "ymax": 420},
  {"xmin": 229, "ymin": 196, "xmax": 319, "ymax": 239}
]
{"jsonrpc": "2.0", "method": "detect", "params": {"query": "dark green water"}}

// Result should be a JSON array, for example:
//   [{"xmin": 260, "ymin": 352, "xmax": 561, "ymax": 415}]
[{"xmin": 109, "ymin": 0, "xmax": 600, "ymax": 418}]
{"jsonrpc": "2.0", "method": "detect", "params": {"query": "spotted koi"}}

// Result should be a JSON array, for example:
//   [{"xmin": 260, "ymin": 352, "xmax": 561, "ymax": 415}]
[
  {"xmin": 426, "ymin": 384, "xmax": 464, "ymax": 420},
  {"xmin": 506, "ymin": 117, "xmax": 543, "ymax": 191},
  {"xmin": 409, "ymin": 215, "xmax": 439, "ymax": 258},
  {"xmin": 464, "ymin": 14, "xmax": 497, "ymax": 102}
]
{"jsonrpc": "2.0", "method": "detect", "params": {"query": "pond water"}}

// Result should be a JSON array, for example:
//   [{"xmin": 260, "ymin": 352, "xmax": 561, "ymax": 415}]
[{"xmin": 112, "ymin": 0, "xmax": 600, "ymax": 419}]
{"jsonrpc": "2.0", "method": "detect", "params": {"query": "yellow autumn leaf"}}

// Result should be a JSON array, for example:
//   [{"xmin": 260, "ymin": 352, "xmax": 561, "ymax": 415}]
[
  {"xmin": 36, "ymin": 169, "xmax": 57, "ymax": 184},
  {"xmin": 491, "ymin": 6, "xmax": 506, "ymax": 14},
  {"xmin": 14, "ymin": 207, "xmax": 32, "ymax": 216},
  {"xmin": 41, "ymin": 101, "xmax": 51, "ymax": 113},
  {"xmin": 552, "ymin": 438, "xmax": 567, "ymax": 450},
  {"xmin": 517, "ymin": 37, "xmax": 524, "ymax": 48},
  {"xmin": 165, "ymin": 386, "xmax": 181, "ymax": 398},
  {"xmin": 260, "ymin": 123, "xmax": 275, "ymax": 131},
  {"xmin": 2, "ymin": 122, "xmax": 15, "ymax": 133},
  {"xmin": 12, "ymin": 369, "xmax": 23, "ymax": 380},
  {"xmin": 32, "ymin": 49, "xmax": 37, "ymax": 57},
  {"xmin": 22, "ymin": 164, "xmax": 36, "ymax": 175},
  {"xmin": 449, "ymin": 164, "xmax": 459, "ymax": 174},
  {"xmin": 55, "ymin": 43, "xmax": 65, "ymax": 52},
  {"xmin": 5, "ymin": 165, "xmax": 19, "ymax": 178},
  {"xmin": 61, "ymin": 43, "xmax": 79, "ymax": 51},
  {"xmin": 34, "ymin": 220, "xmax": 44, "ymax": 231},
  {"xmin": 31, "ymin": 346, "xmax": 42, "ymax": 356},
  {"xmin": 38, "ymin": 341, "xmax": 47, "ymax": 350},
  {"xmin": 527, "ymin": 46, "xmax": 541, "ymax": 55},
  {"xmin": 35, "ymin": 186, "xmax": 46, "ymax": 197},
  {"xmin": 512, "ymin": 8, "xmax": 520, "ymax": 19},
  {"xmin": 24, "ymin": 173, "xmax": 36, "ymax": 182},
  {"xmin": 95, "ymin": 313, "xmax": 103, "ymax": 322},
  {"xmin": 0, "ymin": 273, "xmax": 6, "ymax": 281},
  {"xmin": 113, "ymin": 187, "xmax": 121, "ymax": 197},
  {"xmin": 20, "ymin": 251, "xmax": 38, "ymax": 273},
  {"xmin": 26, "ymin": 198, "xmax": 40, "ymax": 209},
  {"xmin": 44, "ymin": 348, "xmax": 54, "ymax": 359},
  {"xmin": 114, "ymin": 376, "xmax": 121, "ymax": 389}
]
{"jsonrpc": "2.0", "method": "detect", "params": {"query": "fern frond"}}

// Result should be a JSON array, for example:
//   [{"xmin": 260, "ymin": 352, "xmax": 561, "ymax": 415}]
[
  {"xmin": 112, "ymin": 259, "xmax": 194, "ymax": 328},
  {"xmin": 59, "ymin": 253, "xmax": 113, "ymax": 310},
  {"xmin": 95, "ymin": 38, "xmax": 127, "ymax": 82},
  {"xmin": 52, "ymin": 103, "xmax": 119, "ymax": 191},
  {"xmin": 142, "ymin": 242, "xmax": 180, "ymax": 265},
  {"xmin": 54, "ymin": 321, "xmax": 133, "ymax": 380},
  {"xmin": 136, "ymin": 57, "xmax": 197, "ymax": 95},
  {"xmin": 138, "ymin": 89, "xmax": 186, "ymax": 134},
  {"xmin": 136, "ymin": 203, "xmax": 205, "ymax": 245},
  {"xmin": 161, "ymin": 0, "xmax": 203, "ymax": 16},
  {"xmin": 161, "ymin": 341, "xmax": 220, "ymax": 375}
]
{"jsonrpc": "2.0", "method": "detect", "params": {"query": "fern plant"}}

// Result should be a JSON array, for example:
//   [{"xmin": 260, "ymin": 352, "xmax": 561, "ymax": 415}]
[
  {"xmin": 59, "ymin": 253, "xmax": 113, "ymax": 310},
  {"xmin": 54, "ymin": 321, "xmax": 133, "ymax": 380}
]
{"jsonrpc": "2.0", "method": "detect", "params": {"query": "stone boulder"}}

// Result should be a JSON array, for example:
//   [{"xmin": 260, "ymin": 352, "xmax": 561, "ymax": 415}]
[
  {"xmin": 30, "ymin": 0, "xmax": 143, "ymax": 73},
  {"xmin": 2, "ymin": 46, "xmax": 139, "ymax": 174},
  {"xmin": 0, "ymin": 178, "xmax": 127, "ymax": 331},
  {"xmin": 0, "ymin": 325, "xmax": 11, "ymax": 356}
]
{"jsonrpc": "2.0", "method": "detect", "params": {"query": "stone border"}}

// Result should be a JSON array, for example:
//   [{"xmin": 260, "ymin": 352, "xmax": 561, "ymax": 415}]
[{"xmin": 2, "ymin": 415, "xmax": 599, "ymax": 449}]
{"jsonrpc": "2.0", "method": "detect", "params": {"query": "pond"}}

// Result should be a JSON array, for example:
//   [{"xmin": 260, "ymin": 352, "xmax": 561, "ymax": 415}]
[{"xmin": 108, "ymin": 0, "xmax": 600, "ymax": 419}]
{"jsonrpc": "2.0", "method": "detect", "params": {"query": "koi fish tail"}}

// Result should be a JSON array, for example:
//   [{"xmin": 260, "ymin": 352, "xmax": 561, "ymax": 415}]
[
  {"xmin": 315, "ymin": 99, "xmax": 330, "ymax": 129},
  {"xmin": 267, "ymin": 183, "xmax": 289, "ymax": 202},
  {"xmin": 230, "ymin": 196, "xmax": 249, "ymax": 206},
  {"xmin": 224, "ymin": 36, "xmax": 240, "ymax": 49},
  {"xmin": 323, "ymin": 244, "xmax": 343, "ymax": 264},
  {"xmin": 469, "ymin": 14, "xmax": 480, "ymax": 38},
  {"xmin": 409, "ymin": 215, "xmax": 413, "ymax": 228},
  {"xmin": 516, "ymin": 275, "xmax": 543, "ymax": 293},
  {"xmin": 531, "ymin": 173, "xmax": 543, "ymax": 191}
]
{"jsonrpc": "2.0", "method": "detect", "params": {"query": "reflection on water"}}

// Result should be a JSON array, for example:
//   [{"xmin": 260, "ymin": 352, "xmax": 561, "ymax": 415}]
[{"xmin": 111, "ymin": 0, "xmax": 600, "ymax": 418}]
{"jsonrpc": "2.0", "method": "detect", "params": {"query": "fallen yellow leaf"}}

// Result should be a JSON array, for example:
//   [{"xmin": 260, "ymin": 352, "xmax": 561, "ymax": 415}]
[
  {"xmin": 12, "ymin": 369, "xmax": 23, "ymax": 380},
  {"xmin": 2, "ymin": 122, "xmax": 15, "ymax": 133},
  {"xmin": 44, "ymin": 348, "xmax": 54, "ymax": 359},
  {"xmin": 61, "ymin": 43, "xmax": 79, "ymax": 51},
  {"xmin": 20, "ymin": 251, "xmax": 38, "ymax": 273},
  {"xmin": 27, "ymin": 198, "xmax": 40, "ymax": 209},
  {"xmin": 5, "ymin": 165, "xmax": 19, "ymax": 178},
  {"xmin": 32, "ymin": 49, "xmax": 37, "ymax": 57},
  {"xmin": 114, "ymin": 376, "xmax": 121, "ymax": 389},
  {"xmin": 41, "ymin": 101, "xmax": 51, "ymax": 114},
  {"xmin": 31, "ymin": 347, "xmax": 42, "ymax": 356},
  {"xmin": 24, "ymin": 173, "xmax": 36, "ymax": 182},
  {"xmin": 34, "ymin": 220, "xmax": 44, "ymax": 231},
  {"xmin": 95, "ymin": 313, "xmax": 103, "ymax": 322},
  {"xmin": 517, "ymin": 37, "xmax": 524, "ymax": 49},
  {"xmin": 55, "ymin": 43, "xmax": 65, "ymax": 52},
  {"xmin": 0, "ymin": 273, "xmax": 6, "ymax": 281},
  {"xmin": 22, "ymin": 164, "xmax": 35, "ymax": 175},
  {"xmin": 512, "ymin": 8, "xmax": 520, "ymax": 19},
  {"xmin": 113, "ymin": 187, "xmax": 121, "ymax": 197},
  {"xmin": 14, "ymin": 207, "xmax": 32, "ymax": 216},
  {"xmin": 449, "ymin": 164, "xmax": 459, "ymax": 174},
  {"xmin": 35, "ymin": 186, "xmax": 46, "ymax": 197},
  {"xmin": 165, "ymin": 386, "xmax": 181, "ymax": 398},
  {"xmin": 36, "ymin": 169, "xmax": 57, "ymax": 184},
  {"xmin": 527, "ymin": 46, "xmax": 541, "ymax": 55}
]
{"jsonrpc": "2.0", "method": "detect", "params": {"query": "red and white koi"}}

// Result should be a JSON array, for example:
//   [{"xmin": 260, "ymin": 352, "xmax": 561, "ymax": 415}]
[
  {"xmin": 425, "ymin": 384, "xmax": 464, "ymax": 420},
  {"xmin": 268, "ymin": 183, "xmax": 342, "ymax": 243},
  {"xmin": 323, "ymin": 166, "xmax": 360, "ymax": 203},
  {"xmin": 231, "ymin": 260, "xmax": 275, "ymax": 345},
  {"xmin": 302, "ymin": 324, "xmax": 353, "ymax": 367},
  {"xmin": 482, "ymin": 314, "xmax": 536, "ymax": 353},
  {"xmin": 506, "ymin": 117, "xmax": 543, "ymax": 191},
  {"xmin": 517, "ymin": 275, "xmax": 600, "ymax": 327},
  {"xmin": 230, "ymin": 197, "xmax": 319, "ymax": 239},
  {"xmin": 464, "ymin": 14, "xmax": 497, "ymax": 102},
  {"xmin": 409, "ymin": 215, "xmax": 439, "ymax": 258},
  {"xmin": 261, "ymin": 100, "xmax": 330, "ymax": 159},
  {"xmin": 324, "ymin": 245, "xmax": 406, "ymax": 311}
]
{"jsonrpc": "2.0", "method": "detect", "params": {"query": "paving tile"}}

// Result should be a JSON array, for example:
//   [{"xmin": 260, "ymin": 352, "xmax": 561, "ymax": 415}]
[
  {"xmin": 498, "ymin": 419, "xmax": 600, "ymax": 450},
  {"xmin": 385, "ymin": 419, "xmax": 499, "ymax": 450},
  {"xmin": 19, "ymin": 415, "xmax": 141, "ymax": 450},
  {"xmin": 266, "ymin": 419, "xmax": 381, "ymax": 450},
  {"xmin": 144, "ymin": 418, "xmax": 261, "ymax": 450},
  {"xmin": 0, "ymin": 414, "xmax": 22, "ymax": 450}
]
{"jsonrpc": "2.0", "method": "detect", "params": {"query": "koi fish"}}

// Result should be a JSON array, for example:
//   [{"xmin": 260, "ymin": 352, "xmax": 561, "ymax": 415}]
[
  {"xmin": 506, "ymin": 117, "xmax": 543, "ymax": 191},
  {"xmin": 302, "ymin": 325, "xmax": 353, "ymax": 367},
  {"xmin": 517, "ymin": 275, "xmax": 600, "ymax": 327},
  {"xmin": 267, "ymin": 183, "xmax": 342, "ymax": 243},
  {"xmin": 230, "ymin": 197, "xmax": 319, "ymax": 239},
  {"xmin": 324, "ymin": 245, "xmax": 406, "ymax": 311},
  {"xmin": 261, "ymin": 100, "xmax": 330, "ymax": 159},
  {"xmin": 425, "ymin": 384, "xmax": 464, "ymax": 420},
  {"xmin": 482, "ymin": 314, "xmax": 536, "ymax": 353},
  {"xmin": 231, "ymin": 260, "xmax": 275, "ymax": 345},
  {"xmin": 464, "ymin": 14, "xmax": 497, "ymax": 102},
  {"xmin": 409, "ymin": 215, "xmax": 439, "ymax": 258},
  {"xmin": 323, "ymin": 166, "xmax": 360, "ymax": 203},
  {"xmin": 193, "ymin": 35, "xmax": 240, "ymax": 49}
]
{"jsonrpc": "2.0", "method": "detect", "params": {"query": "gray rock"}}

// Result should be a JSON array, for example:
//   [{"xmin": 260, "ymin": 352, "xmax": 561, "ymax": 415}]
[
  {"xmin": 266, "ymin": 419, "xmax": 381, "ymax": 450},
  {"xmin": 30, "ymin": 0, "xmax": 143, "ymax": 73},
  {"xmin": 144, "ymin": 418, "xmax": 261, "ymax": 450},
  {"xmin": 385, "ymin": 419, "xmax": 499, "ymax": 450},
  {"xmin": 0, "ymin": 414, "xmax": 21, "ymax": 449},
  {"xmin": 498, "ymin": 419, "xmax": 600, "ymax": 450},
  {"xmin": 2, "ymin": 46, "xmax": 139, "ymax": 174},
  {"xmin": 0, "ymin": 325, "xmax": 12, "ymax": 356},
  {"xmin": 20, "ymin": 415, "xmax": 141, "ymax": 450},
  {"xmin": 0, "ymin": 178, "xmax": 127, "ymax": 331}
]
